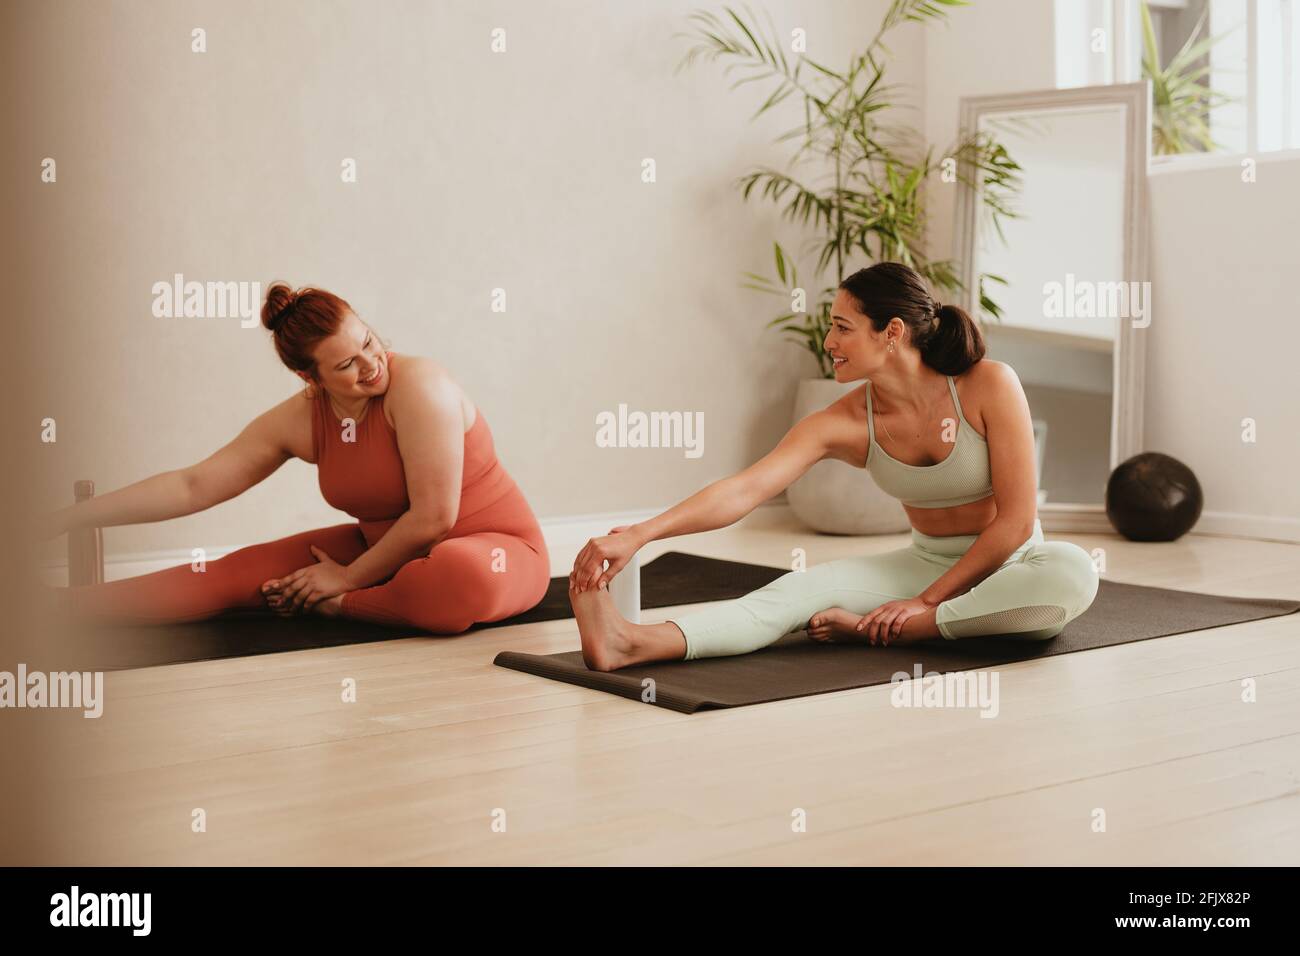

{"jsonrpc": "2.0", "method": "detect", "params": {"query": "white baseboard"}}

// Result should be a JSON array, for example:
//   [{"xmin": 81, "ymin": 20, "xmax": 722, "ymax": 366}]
[
  {"xmin": 1187, "ymin": 510, "xmax": 1300, "ymax": 544},
  {"xmin": 37, "ymin": 499, "xmax": 1300, "ymax": 585},
  {"xmin": 1031, "ymin": 504, "xmax": 1300, "ymax": 543},
  {"xmin": 38, "ymin": 503, "xmax": 749, "ymax": 584}
]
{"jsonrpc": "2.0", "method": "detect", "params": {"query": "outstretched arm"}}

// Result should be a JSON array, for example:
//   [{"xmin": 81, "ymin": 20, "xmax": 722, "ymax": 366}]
[
  {"xmin": 638, "ymin": 409, "xmax": 834, "ymax": 541},
  {"xmin": 571, "ymin": 403, "xmax": 850, "ymax": 592},
  {"xmin": 44, "ymin": 399, "xmax": 294, "ymax": 537}
]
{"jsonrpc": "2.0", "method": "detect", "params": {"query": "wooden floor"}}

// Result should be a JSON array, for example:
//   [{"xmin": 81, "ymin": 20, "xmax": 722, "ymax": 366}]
[{"xmin": 41, "ymin": 506, "xmax": 1300, "ymax": 865}]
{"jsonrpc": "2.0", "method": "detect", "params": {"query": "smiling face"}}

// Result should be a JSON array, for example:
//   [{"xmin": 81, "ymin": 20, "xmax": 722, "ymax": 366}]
[
  {"xmin": 300, "ymin": 310, "xmax": 387, "ymax": 397},
  {"xmin": 824, "ymin": 288, "xmax": 896, "ymax": 380}
]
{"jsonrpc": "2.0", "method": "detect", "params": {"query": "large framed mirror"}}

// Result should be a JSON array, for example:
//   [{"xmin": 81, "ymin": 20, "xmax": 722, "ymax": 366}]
[{"xmin": 954, "ymin": 81, "xmax": 1150, "ymax": 534}]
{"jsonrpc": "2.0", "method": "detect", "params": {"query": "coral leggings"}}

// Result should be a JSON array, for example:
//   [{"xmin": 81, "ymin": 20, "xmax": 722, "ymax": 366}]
[
  {"xmin": 63, "ymin": 509, "xmax": 551, "ymax": 634},
  {"xmin": 64, "ymin": 377, "xmax": 552, "ymax": 633},
  {"xmin": 63, "ymin": 514, "xmax": 550, "ymax": 634}
]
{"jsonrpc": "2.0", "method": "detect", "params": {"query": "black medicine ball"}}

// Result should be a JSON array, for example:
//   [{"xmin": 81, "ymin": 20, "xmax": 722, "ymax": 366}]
[{"xmin": 1105, "ymin": 452, "xmax": 1203, "ymax": 542}]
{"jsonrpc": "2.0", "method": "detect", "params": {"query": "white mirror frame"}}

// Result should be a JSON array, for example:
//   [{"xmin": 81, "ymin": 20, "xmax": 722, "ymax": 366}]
[{"xmin": 953, "ymin": 81, "xmax": 1151, "ymax": 534}]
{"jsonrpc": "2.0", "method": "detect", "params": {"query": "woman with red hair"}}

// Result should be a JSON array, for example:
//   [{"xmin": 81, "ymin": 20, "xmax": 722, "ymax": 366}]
[{"xmin": 48, "ymin": 283, "xmax": 550, "ymax": 633}]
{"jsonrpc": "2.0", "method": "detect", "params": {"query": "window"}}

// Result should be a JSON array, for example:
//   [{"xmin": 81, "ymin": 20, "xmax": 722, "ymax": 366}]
[{"xmin": 1054, "ymin": 0, "xmax": 1300, "ymax": 157}]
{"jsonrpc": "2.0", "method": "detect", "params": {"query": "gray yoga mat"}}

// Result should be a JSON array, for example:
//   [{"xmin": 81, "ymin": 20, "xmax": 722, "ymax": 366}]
[{"xmin": 494, "ymin": 574, "xmax": 1300, "ymax": 714}]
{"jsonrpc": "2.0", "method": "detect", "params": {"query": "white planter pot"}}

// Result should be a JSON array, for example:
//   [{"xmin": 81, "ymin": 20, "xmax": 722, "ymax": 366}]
[{"xmin": 785, "ymin": 377, "xmax": 911, "ymax": 535}]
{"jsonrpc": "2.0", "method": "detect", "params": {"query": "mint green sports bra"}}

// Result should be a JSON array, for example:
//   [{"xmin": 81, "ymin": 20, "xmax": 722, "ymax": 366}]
[{"xmin": 865, "ymin": 375, "xmax": 994, "ymax": 509}]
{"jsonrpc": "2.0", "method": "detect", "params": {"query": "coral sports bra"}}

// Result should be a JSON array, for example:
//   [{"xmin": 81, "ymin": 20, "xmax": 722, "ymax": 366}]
[
  {"xmin": 865, "ymin": 374, "xmax": 994, "ymax": 509},
  {"xmin": 311, "ymin": 351, "xmax": 515, "ymax": 547}
]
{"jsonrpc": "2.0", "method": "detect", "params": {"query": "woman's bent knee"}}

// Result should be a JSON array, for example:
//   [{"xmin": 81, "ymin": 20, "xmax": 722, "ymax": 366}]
[
  {"xmin": 1033, "ymin": 542, "xmax": 1099, "ymax": 616},
  {"xmin": 412, "ymin": 536, "xmax": 548, "ymax": 630}
]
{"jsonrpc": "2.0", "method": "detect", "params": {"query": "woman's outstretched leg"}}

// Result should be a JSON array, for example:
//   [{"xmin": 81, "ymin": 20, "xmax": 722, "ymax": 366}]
[
  {"xmin": 61, "ymin": 523, "xmax": 367, "ymax": 625},
  {"xmin": 339, "ymin": 531, "xmax": 550, "ymax": 633},
  {"xmin": 571, "ymin": 546, "xmax": 939, "ymax": 670},
  {"xmin": 570, "ymin": 526, "xmax": 1099, "ymax": 671}
]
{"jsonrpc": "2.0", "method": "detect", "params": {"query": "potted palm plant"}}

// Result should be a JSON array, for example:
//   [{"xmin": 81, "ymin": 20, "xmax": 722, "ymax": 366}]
[{"xmin": 679, "ymin": 0, "xmax": 1022, "ymax": 533}]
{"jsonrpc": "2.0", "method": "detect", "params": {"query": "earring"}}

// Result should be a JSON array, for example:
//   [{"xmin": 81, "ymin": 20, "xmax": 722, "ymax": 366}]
[{"xmin": 887, "ymin": 341, "xmax": 895, "ymax": 352}]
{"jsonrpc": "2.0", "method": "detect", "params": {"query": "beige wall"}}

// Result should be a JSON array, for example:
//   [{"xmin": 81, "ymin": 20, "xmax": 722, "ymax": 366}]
[
  {"xmin": 14, "ymin": 0, "xmax": 925, "ymax": 560},
  {"xmin": 921, "ymin": 0, "xmax": 1057, "ymax": 264},
  {"xmin": 1145, "ymin": 157, "xmax": 1300, "ymax": 526},
  {"xmin": 23, "ymin": 0, "xmax": 1290, "ymax": 568}
]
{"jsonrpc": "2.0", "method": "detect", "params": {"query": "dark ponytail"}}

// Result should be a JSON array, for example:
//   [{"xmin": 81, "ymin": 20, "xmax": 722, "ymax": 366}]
[
  {"xmin": 838, "ymin": 262, "xmax": 985, "ymax": 375},
  {"xmin": 924, "ymin": 302, "xmax": 985, "ymax": 375}
]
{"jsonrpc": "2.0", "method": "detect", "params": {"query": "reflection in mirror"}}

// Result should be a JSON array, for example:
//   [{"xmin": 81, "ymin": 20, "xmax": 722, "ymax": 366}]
[
  {"xmin": 974, "ymin": 106, "xmax": 1127, "ymax": 506},
  {"xmin": 951, "ymin": 81, "xmax": 1154, "ymax": 535}
]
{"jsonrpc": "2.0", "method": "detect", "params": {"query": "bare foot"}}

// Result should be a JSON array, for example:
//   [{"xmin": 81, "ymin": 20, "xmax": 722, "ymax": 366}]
[
  {"xmin": 260, "ymin": 579, "xmax": 289, "ymax": 615},
  {"xmin": 259, "ymin": 580, "xmax": 345, "ymax": 619},
  {"xmin": 807, "ymin": 607, "xmax": 869, "ymax": 643},
  {"xmin": 568, "ymin": 583, "xmax": 638, "ymax": 671},
  {"xmin": 807, "ymin": 606, "xmax": 940, "ymax": 646},
  {"xmin": 260, "ymin": 578, "xmax": 304, "ymax": 617}
]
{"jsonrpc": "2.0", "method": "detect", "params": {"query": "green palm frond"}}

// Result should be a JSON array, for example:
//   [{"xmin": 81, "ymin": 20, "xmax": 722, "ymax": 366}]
[
  {"xmin": 680, "ymin": 1, "xmax": 1015, "ymax": 376},
  {"xmin": 1141, "ymin": 0, "xmax": 1241, "ymax": 155}
]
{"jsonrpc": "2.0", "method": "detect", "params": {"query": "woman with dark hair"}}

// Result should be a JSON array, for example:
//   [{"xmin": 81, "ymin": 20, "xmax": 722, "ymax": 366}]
[
  {"xmin": 48, "ymin": 282, "xmax": 550, "ymax": 633},
  {"xmin": 570, "ymin": 261, "xmax": 1099, "ymax": 670}
]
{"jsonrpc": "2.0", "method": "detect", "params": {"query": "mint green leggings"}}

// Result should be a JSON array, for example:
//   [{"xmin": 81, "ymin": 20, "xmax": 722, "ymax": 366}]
[{"xmin": 669, "ymin": 519, "xmax": 1100, "ymax": 660}]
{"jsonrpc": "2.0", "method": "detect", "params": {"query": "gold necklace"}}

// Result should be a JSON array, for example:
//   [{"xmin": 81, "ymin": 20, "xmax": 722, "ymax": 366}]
[
  {"xmin": 330, "ymin": 392, "xmax": 370, "ymax": 424},
  {"xmin": 872, "ymin": 381, "xmax": 947, "ymax": 446}
]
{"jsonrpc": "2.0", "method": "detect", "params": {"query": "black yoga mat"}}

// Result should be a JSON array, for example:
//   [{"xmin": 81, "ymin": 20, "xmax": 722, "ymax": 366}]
[
  {"xmin": 494, "ymin": 575, "xmax": 1300, "ymax": 714},
  {"xmin": 53, "ymin": 551, "xmax": 786, "ymax": 671}
]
